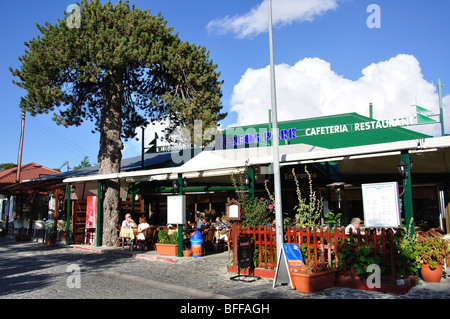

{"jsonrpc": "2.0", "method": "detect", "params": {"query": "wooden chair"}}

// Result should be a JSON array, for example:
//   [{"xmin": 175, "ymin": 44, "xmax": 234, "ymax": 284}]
[
  {"xmin": 224, "ymin": 229, "xmax": 232, "ymax": 252},
  {"xmin": 135, "ymin": 226, "xmax": 157, "ymax": 251},
  {"xmin": 202, "ymin": 227, "xmax": 216, "ymax": 255},
  {"xmin": 113, "ymin": 225, "xmax": 122, "ymax": 248}
]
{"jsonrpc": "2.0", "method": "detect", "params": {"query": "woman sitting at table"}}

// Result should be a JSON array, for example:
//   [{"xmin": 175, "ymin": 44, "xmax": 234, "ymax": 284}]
[
  {"xmin": 122, "ymin": 213, "xmax": 136, "ymax": 228},
  {"xmin": 136, "ymin": 216, "xmax": 150, "ymax": 241},
  {"xmin": 214, "ymin": 216, "xmax": 231, "ymax": 241}
]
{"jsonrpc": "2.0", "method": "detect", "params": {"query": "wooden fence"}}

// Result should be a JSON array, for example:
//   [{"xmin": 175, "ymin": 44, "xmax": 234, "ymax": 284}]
[{"xmin": 232, "ymin": 223, "xmax": 397, "ymax": 282}]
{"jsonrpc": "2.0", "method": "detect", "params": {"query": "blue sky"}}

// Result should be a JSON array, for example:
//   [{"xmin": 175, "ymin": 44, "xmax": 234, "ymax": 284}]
[{"xmin": 1, "ymin": 0, "xmax": 449, "ymax": 170}]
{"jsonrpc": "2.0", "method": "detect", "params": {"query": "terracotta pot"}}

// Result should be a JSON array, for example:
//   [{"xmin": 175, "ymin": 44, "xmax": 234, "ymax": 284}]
[
  {"xmin": 45, "ymin": 238, "xmax": 56, "ymax": 247},
  {"xmin": 291, "ymin": 268, "xmax": 337, "ymax": 293},
  {"xmin": 421, "ymin": 263, "xmax": 443, "ymax": 283},
  {"xmin": 183, "ymin": 250, "xmax": 191, "ymax": 257},
  {"xmin": 155, "ymin": 243, "xmax": 179, "ymax": 256}
]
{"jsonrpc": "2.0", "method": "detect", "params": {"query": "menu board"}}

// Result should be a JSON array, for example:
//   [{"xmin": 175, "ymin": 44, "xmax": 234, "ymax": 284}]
[
  {"xmin": 167, "ymin": 195, "xmax": 186, "ymax": 225},
  {"xmin": 361, "ymin": 182, "xmax": 401, "ymax": 228}
]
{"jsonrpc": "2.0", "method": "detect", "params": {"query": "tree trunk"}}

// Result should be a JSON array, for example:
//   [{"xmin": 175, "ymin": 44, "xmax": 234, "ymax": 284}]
[{"xmin": 98, "ymin": 72, "xmax": 124, "ymax": 246}]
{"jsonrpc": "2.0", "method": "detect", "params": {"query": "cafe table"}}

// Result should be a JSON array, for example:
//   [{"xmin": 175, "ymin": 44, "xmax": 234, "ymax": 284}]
[{"xmin": 119, "ymin": 227, "xmax": 138, "ymax": 250}]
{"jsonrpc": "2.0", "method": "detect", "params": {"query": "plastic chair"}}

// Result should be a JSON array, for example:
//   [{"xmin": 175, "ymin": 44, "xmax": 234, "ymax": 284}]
[
  {"xmin": 33, "ymin": 220, "xmax": 45, "ymax": 237},
  {"xmin": 13, "ymin": 220, "xmax": 22, "ymax": 234}
]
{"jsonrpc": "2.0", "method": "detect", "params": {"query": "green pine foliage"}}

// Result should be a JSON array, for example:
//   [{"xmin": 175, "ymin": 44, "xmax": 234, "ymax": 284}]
[
  {"xmin": 10, "ymin": 0, "xmax": 226, "ymax": 141},
  {"xmin": 10, "ymin": 0, "xmax": 226, "ymax": 245}
]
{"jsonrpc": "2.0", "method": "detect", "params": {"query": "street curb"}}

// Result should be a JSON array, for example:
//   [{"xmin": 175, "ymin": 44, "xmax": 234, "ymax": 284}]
[{"xmin": 72, "ymin": 245, "xmax": 177, "ymax": 263}]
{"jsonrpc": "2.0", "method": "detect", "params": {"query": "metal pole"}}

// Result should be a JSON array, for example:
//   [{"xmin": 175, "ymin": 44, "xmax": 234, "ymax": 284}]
[
  {"xmin": 16, "ymin": 111, "xmax": 26, "ymax": 183},
  {"xmin": 268, "ymin": 0, "xmax": 284, "ymax": 257},
  {"xmin": 401, "ymin": 151, "xmax": 414, "ymax": 237},
  {"xmin": 177, "ymin": 174, "xmax": 184, "ymax": 257},
  {"xmin": 66, "ymin": 183, "xmax": 71, "ymax": 246},
  {"xmin": 96, "ymin": 181, "xmax": 102, "ymax": 247},
  {"xmin": 438, "ymin": 79, "xmax": 445, "ymax": 136}
]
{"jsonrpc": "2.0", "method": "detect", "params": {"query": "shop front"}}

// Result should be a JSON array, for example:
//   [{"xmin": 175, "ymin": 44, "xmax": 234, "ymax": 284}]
[{"xmin": 11, "ymin": 112, "xmax": 450, "ymax": 247}]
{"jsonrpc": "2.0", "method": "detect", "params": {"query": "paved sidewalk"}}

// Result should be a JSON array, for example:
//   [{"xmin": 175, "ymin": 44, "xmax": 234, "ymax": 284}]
[{"xmin": 1, "ymin": 235, "xmax": 449, "ymax": 300}]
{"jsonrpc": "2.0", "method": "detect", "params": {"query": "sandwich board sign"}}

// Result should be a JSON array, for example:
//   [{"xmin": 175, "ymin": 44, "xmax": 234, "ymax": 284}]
[{"xmin": 273, "ymin": 243, "xmax": 305, "ymax": 288}]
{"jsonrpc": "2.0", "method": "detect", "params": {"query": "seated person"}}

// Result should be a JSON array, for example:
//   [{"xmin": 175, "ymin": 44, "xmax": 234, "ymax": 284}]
[
  {"xmin": 215, "ymin": 216, "xmax": 231, "ymax": 241},
  {"xmin": 345, "ymin": 217, "xmax": 361, "ymax": 235},
  {"xmin": 136, "ymin": 216, "xmax": 150, "ymax": 241},
  {"xmin": 122, "ymin": 213, "xmax": 136, "ymax": 228},
  {"xmin": 197, "ymin": 217, "xmax": 210, "ymax": 229}
]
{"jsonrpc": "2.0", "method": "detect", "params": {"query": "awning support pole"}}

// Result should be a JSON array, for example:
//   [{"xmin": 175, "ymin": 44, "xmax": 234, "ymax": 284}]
[
  {"xmin": 268, "ymin": 0, "xmax": 284, "ymax": 257},
  {"xmin": 401, "ymin": 151, "xmax": 414, "ymax": 237}
]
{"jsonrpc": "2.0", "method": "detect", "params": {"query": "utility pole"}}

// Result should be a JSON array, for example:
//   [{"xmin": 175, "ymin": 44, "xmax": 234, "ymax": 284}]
[
  {"xmin": 268, "ymin": 0, "xmax": 284, "ymax": 257},
  {"xmin": 16, "ymin": 111, "xmax": 26, "ymax": 184},
  {"xmin": 438, "ymin": 79, "xmax": 445, "ymax": 136}
]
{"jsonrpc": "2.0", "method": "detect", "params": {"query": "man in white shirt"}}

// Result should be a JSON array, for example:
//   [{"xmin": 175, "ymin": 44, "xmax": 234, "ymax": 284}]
[{"xmin": 345, "ymin": 218, "xmax": 361, "ymax": 235}]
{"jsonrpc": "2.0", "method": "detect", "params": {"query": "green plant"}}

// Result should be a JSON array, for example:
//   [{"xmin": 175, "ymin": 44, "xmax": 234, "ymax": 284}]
[
  {"xmin": 393, "ymin": 220, "xmax": 419, "ymax": 278},
  {"xmin": 46, "ymin": 223, "xmax": 57, "ymax": 240},
  {"xmin": 337, "ymin": 237, "xmax": 384, "ymax": 278},
  {"xmin": 415, "ymin": 236, "xmax": 449, "ymax": 269},
  {"xmin": 231, "ymin": 173, "xmax": 273, "ymax": 227},
  {"xmin": 158, "ymin": 230, "xmax": 178, "ymax": 244},
  {"xmin": 292, "ymin": 166, "xmax": 323, "ymax": 229},
  {"xmin": 324, "ymin": 210, "xmax": 342, "ymax": 228}
]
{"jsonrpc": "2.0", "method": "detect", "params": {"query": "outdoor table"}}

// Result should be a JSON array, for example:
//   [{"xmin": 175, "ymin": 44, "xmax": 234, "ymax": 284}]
[{"xmin": 119, "ymin": 227, "xmax": 138, "ymax": 250}]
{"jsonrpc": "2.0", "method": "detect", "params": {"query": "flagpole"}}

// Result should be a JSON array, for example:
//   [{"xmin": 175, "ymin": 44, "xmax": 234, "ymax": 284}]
[{"xmin": 268, "ymin": 0, "xmax": 284, "ymax": 257}]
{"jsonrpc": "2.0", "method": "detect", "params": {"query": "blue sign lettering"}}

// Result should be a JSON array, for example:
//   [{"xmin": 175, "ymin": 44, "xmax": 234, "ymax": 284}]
[{"xmin": 217, "ymin": 128, "xmax": 297, "ymax": 148}]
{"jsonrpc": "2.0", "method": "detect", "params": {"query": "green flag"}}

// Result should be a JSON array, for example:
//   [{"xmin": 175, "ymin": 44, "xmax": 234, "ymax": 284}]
[{"xmin": 417, "ymin": 113, "xmax": 438, "ymax": 124}]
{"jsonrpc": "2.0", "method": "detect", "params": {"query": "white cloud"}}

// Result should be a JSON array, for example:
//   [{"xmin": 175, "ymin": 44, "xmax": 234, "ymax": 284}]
[
  {"xmin": 207, "ymin": 0, "xmax": 340, "ymax": 38},
  {"xmin": 229, "ymin": 54, "xmax": 448, "ymax": 136}
]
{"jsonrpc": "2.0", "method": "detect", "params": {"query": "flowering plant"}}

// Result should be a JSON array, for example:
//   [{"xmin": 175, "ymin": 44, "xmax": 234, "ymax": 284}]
[{"xmin": 415, "ymin": 236, "xmax": 449, "ymax": 269}]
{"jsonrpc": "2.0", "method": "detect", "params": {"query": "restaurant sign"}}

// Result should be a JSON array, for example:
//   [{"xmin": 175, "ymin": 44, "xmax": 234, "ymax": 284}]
[
  {"xmin": 305, "ymin": 116, "xmax": 416, "ymax": 137},
  {"xmin": 216, "ymin": 128, "xmax": 297, "ymax": 148}
]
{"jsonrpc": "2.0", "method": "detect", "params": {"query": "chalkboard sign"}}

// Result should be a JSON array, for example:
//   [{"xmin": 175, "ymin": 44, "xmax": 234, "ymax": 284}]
[{"xmin": 362, "ymin": 182, "xmax": 401, "ymax": 228}]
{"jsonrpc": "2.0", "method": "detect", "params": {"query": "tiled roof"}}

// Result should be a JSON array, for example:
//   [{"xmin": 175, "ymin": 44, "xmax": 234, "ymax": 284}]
[{"xmin": 0, "ymin": 163, "xmax": 59, "ymax": 185}]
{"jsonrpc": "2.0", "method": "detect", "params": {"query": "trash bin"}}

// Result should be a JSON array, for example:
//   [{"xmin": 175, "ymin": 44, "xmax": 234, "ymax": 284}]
[{"xmin": 190, "ymin": 230, "xmax": 203, "ymax": 257}]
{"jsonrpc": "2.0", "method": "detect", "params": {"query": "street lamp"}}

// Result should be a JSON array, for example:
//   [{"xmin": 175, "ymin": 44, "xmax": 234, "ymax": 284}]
[{"xmin": 397, "ymin": 160, "xmax": 408, "ymax": 179}]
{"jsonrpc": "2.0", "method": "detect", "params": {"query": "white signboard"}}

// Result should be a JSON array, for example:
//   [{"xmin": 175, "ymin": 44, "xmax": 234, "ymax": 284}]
[
  {"xmin": 167, "ymin": 195, "xmax": 186, "ymax": 225},
  {"xmin": 361, "ymin": 182, "xmax": 401, "ymax": 228}
]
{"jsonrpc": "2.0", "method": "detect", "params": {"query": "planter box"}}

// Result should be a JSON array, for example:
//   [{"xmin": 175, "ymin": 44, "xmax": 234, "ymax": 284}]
[
  {"xmin": 155, "ymin": 243, "xmax": 179, "ymax": 256},
  {"xmin": 291, "ymin": 268, "xmax": 337, "ymax": 293},
  {"xmin": 335, "ymin": 276, "xmax": 418, "ymax": 295}
]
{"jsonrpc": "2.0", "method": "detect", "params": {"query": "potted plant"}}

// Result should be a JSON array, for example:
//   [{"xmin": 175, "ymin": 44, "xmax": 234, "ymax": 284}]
[
  {"xmin": 290, "ymin": 260, "xmax": 337, "ymax": 293},
  {"xmin": 57, "ymin": 219, "xmax": 67, "ymax": 242},
  {"xmin": 155, "ymin": 229, "xmax": 179, "ymax": 256},
  {"xmin": 416, "ymin": 236, "xmax": 449, "ymax": 283},
  {"xmin": 45, "ymin": 223, "xmax": 57, "ymax": 246}
]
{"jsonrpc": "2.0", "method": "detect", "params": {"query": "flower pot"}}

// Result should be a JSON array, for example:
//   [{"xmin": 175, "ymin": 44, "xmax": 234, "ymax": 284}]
[
  {"xmin": 155, "ymin": 243, "xmax": 179, "ymax": 256},
  {"xmin": 183, "ymin": 250, "xmax": 191, "ymax": 257},
  {"xmin": 421, "ymin": 263, "xmax": 443, "ymax": 283},
  {"xmin": 45, "ymin": 238, "xmax": 56, "ymax": 247},
  {"xmin": 59, "ymin": 232, "xmax": 67, "ymax": 242},
  {"xmin": 291, "ymin": 268, "xmax": 337, "ymax": 293}
]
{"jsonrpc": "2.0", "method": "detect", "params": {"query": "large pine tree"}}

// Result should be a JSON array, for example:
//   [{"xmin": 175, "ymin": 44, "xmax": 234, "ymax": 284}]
[{"xmin": 10, "ymin": 0, "xmax": 226, "ymax": 245}]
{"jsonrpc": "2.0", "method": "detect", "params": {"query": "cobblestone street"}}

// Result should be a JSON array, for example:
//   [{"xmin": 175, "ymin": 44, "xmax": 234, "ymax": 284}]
[{"xmin": 1, "ymin": 236, "xmax": 449, "ymax": 303}]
